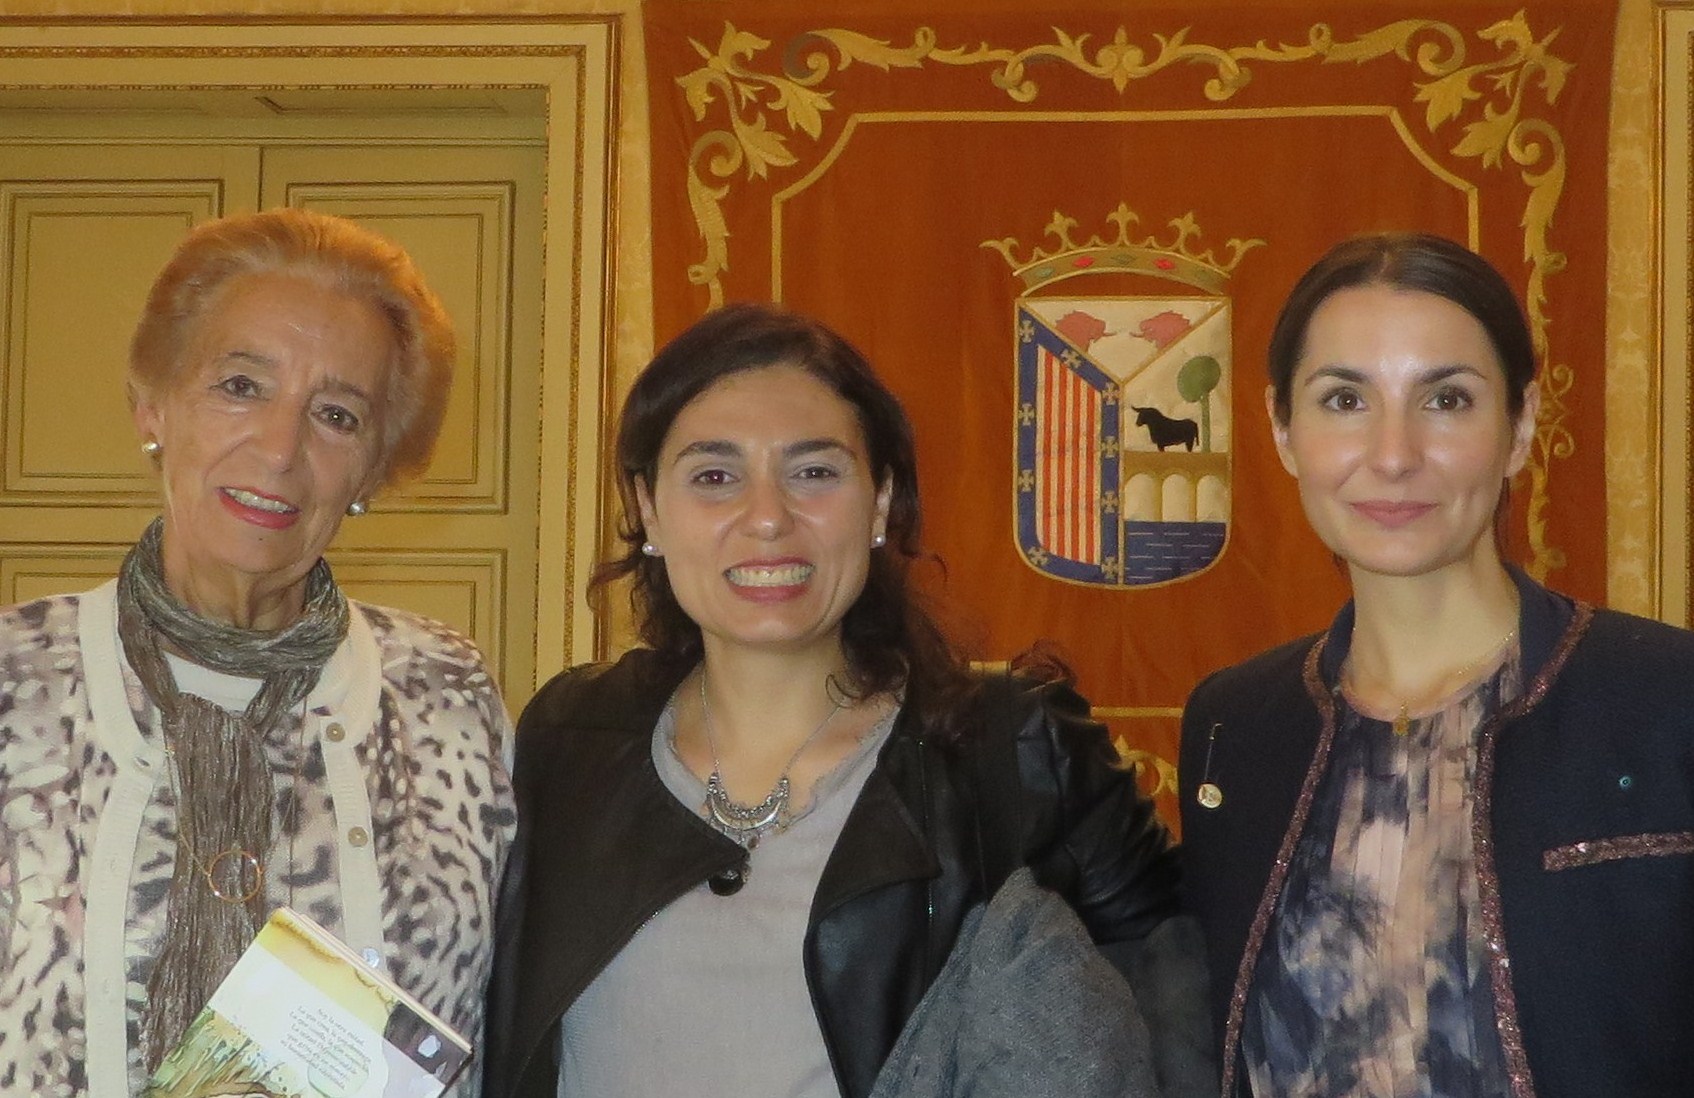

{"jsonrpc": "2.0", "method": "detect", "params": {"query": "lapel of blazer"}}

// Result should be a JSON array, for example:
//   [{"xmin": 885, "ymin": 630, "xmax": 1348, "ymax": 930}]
[{"xmin": 1209, "ymin": 637, "xmax": 1335, "ymax": 1097}]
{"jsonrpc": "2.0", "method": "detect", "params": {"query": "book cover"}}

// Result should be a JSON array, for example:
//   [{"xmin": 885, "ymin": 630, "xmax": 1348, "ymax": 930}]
[{"xmin": 144, "ymin": 907, "xmax": 472, "ymax": 1098}]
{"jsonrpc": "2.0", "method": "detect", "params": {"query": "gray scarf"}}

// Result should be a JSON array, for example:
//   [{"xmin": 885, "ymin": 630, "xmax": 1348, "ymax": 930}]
[{"xmin": 116, "ymin": 517, "xmax": 349, "ymax": 1070}]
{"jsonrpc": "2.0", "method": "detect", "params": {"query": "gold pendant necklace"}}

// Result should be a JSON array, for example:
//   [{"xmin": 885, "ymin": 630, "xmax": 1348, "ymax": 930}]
[
  {"xmin": 163, "ymin": 702, "xmax": 309, "ymax": 905},
  {"xmin": 1351, "ymin": 627, "xmax": 1517, "ymax": 736}
]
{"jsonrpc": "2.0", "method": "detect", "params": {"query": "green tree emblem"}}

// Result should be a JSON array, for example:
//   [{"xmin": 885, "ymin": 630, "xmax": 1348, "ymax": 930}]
[{"xmin": 1177, "ymin": 354, "xmax": 1222, "ymax": 451}]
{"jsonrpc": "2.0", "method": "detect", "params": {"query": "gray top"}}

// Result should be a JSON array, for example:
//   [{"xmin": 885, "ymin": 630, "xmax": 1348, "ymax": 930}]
[{"xmin": 558, "ymin": 693, "xmax": 897, "ymax": 1097}]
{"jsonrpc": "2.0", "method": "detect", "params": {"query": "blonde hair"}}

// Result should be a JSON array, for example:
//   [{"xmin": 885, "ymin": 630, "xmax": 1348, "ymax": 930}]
[{"xmin": 128, "ymin": 208, "xmax": 455, "ymax": 489}]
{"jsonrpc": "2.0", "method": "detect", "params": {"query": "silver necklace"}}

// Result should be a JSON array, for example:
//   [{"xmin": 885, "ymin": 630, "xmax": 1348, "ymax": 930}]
[{"xmin": 699, "ymin": 673, "xmax": 844, "ymax": 847}]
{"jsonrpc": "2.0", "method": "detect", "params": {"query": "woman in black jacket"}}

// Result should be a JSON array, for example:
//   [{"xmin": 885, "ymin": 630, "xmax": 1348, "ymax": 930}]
[
  {"xmin": 486, "ymin": 303, "xmax": 1198, "ymax": 1098},
  {"xmin": 1180, "ymin": 233, "xmax": 1694, "ymax": 1097}
]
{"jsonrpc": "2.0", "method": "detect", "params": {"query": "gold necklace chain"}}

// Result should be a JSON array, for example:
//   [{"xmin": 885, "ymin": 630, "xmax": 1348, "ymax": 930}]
[
  {"xmin": 1346, "ymin": 627, "xmax": 1517, "ymax": 736},
  {"xmin": 162, "ymin": 699, "xmax": 309, "ymax": 905}
]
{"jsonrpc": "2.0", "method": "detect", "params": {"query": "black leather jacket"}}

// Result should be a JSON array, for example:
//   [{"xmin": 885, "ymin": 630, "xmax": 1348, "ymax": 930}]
[{"xmin": 484, "ymin": 649, "xmax": 1181, "ymax": 1098}]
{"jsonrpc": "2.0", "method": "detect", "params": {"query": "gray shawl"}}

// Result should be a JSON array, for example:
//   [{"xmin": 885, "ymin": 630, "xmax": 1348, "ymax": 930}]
[{"xmin": 871, "ymin": 868, "xmax": 1190, "ymax": 1098}]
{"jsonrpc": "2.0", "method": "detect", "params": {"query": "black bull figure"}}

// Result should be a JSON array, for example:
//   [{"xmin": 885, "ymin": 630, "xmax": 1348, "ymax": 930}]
[{"xmin": 1130, "ymin": 405, "xmax": 1200, "ymax": 452}]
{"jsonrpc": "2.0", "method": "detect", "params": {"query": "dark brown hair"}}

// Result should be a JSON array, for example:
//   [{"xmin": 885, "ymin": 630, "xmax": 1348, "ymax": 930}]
[
  {"xmin": 594, "ymin": 302, "xmax": 977, "ymax": 730},
  {"xmin": 1267, "ymin": 232, "xmax": 1537, "ymax": 425},
  {"xmin": 128, "ymin": 208, "xmax": 455, "ymax": 490}
]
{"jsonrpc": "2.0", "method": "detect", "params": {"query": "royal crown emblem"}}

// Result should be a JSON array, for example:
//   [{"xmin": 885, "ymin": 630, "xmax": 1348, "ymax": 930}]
[{"xmin": 986, "ymin": 205, "xmax": 1263, "ymax": 588}]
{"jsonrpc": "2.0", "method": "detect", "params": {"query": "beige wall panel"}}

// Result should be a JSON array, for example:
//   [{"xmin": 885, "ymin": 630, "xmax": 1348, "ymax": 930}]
[
  {"xmin": 260, "ymin": 143, "xmax": 545, "ymax": 700},
  {"xmin": 0, "ymin": 143, "xmax": 258, "ymax": 583},
  {"xmin": 270, "ymin": 171, "xmax": 525, "ymax": 512},
  {"xmin": 319, "ymin": 192, "xmax": 513, "ymax": 511},
  {"xmin": 0, "ymin": 153, "xmax": 251, "ymax": 505},
  {"xmin": 0, "ymin": 544, "xmax": 128, "ymax": 604},
  {"xmin": 6, "ymin": 197, "xmax": 195, "ymax": 500},
  {"xmin": 327, "ymin": 548, "xmax": 505, "ymax": 675},
  {"xmin": 1, "ymin": 546, "xmax": 505, "ymax": 684}
]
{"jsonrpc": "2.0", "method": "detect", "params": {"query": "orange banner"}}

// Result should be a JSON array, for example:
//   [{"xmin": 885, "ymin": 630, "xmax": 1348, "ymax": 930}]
[{"xmin": 646, "ymin": 0, "xmax": 1617, "ymax": 829}]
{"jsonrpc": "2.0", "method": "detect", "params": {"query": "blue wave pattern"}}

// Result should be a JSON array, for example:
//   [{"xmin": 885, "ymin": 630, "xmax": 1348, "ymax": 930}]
[{"xmin": 1121, "ymin": 521, "xmax": 1225, "ymax": 583}]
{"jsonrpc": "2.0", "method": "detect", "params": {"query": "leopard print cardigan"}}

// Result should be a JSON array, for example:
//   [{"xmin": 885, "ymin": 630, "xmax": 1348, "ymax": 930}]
[{"xmin": 0, "ymin": 581, "xmax": 516, "ymax": 1098}]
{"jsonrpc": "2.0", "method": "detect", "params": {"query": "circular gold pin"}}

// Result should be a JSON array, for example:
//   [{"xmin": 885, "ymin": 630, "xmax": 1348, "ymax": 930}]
[{"xmin": 1197, "ymin": 782, "xmax": 1224, "ymax": 809}]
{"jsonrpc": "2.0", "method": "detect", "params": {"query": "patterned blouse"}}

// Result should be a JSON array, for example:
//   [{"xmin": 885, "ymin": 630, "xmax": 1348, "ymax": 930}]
[
  {"xmin": 1241, "ymin": 647, "xmax": 1522, "ymax": 1097},
  {"xmin": 0, "ymin": 581, "xmax": 517, "ymax": 1098}
]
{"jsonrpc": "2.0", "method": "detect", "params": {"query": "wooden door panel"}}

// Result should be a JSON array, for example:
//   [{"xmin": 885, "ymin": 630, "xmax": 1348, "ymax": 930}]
[
  {"xmin": 327, "ymin": 549, "xmax": 505, "ymax": 673},
  {"xmin": 1, "ymin": 147, "xmax": 257, "ymax": 509},
  {"xmin": 0, "ymin": 543, "xmax": 130, "ymax": 605},
  {"xmin": 0, "ymin": 19, "xmax": 621, "ymax": 704},
  {"xmin": 261, "ymin": 144, "xmax": 545, "ymax": 695},
  {"xmin": 0, "ymin": 146, "xmax": 255, "ymax": 606}
]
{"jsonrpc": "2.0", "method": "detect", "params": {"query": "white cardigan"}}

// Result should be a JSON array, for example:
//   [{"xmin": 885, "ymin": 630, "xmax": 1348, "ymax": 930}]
[
  {"xmin": 78, "ymin": 578, "xmax": 387, "ymax": 1096},
  {"xmin": 0, "ymin": 580, "xmax": 515, "ymax": 1098}
]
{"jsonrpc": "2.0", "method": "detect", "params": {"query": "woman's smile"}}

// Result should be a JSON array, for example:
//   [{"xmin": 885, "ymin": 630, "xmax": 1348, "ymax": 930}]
[
  {"xmin": 637, "ymin": 363, "xmax": 891, "ymax": 657},
  {"xmin": 725, "ymin": 557, "xmax": 815, "ymax": 597},
  {"xmin": 1348, "ymin": 499, "xmax": 1438, "ymax": 528},
  {"xmin": 130, "ymin": 271, "xmax": 393, "ymax": 627},
  {"xmin": 218, "ymin": 485, "xmax": 301, "ymax": 528},
  {"xmin": 1270, "ymin": 283, "xmax": 1538, "ymax": 582}
]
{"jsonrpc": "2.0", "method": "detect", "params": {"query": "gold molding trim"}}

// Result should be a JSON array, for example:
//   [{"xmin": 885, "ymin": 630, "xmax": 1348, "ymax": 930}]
[
  {"xmin": 0, "ymin": 45, "xmax": 582, "ymax": 60},
  {"xmin": 1685, "ymin": 31, "xmax": 1694, "ymax": 623},
  {"xmin": 1662, "ymin": 4, "xmax": 1694, "ymax": 622},
  {"xmin": 672, "ymin": 14, "xmax": 1578, "ymax": 579},
  {"xmin": 0, "ymin": 14, "xmax": 626, "ymax": 29},
  {"xmin": 1617, "ymin": 0, "xmax": 1656, "ymax": 618}
]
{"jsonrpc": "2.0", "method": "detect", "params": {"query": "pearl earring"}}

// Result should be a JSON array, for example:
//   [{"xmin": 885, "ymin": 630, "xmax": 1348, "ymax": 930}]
[
  {"xmin": 641, "ymin": 542, "xmax": 661, "ymax": 557},
  {"xmin": 871, "ymin": 534, "xmax": 886, "ymax": 548},
  {"xmin": 141, "ymin": 440, "xmax": 161, "ymax": 456},
  {"xmin": 346, "ymin": 500, "xmax": 367, "ymax": 517}
]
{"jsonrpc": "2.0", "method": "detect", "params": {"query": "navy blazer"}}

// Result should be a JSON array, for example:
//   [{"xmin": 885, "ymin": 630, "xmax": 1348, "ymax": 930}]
[{"xmin": 1180, "ymin": 571, "xmax": 1694, "ymax": 1097}]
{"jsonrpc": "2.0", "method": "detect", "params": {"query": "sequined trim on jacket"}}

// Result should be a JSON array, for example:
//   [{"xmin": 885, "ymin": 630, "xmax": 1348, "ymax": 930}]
[{"xmin": 1215, "ymin": 601, "xmax": 1595, "ymax": 1098}]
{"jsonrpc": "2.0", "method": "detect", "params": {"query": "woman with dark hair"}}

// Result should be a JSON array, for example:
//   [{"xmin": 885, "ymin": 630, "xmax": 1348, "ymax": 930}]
[
  {"xmin": 1180, "ymin": 232, "xmax": 1694, "ymax": 1097},
  {"xmin": 0, "ymin": 208, "xmax": 514, "ymax": 1098},
  {"xmin": 486, "ymin": 303, "xmax": 1204, "ymax": 1098}
]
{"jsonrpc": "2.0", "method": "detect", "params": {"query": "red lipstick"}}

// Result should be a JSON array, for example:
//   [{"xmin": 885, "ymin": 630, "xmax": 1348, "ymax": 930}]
[{"xmin": 218, "ymin": 487, "xmax": 300, "ymax": 530}]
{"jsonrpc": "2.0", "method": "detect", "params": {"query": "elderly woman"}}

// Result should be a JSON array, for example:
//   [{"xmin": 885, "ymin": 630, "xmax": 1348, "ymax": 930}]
[
  {"xmin": 0, "ymin": 208, "xmax": 516, "ymax": 1097},
  {"xmin": 486, "ymin": 303, "xmax": 1209, "ymax": 1098},
  {"xmin": 1180, "ymin": 233, "xmax": 1694, "ymax": 1097}
]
